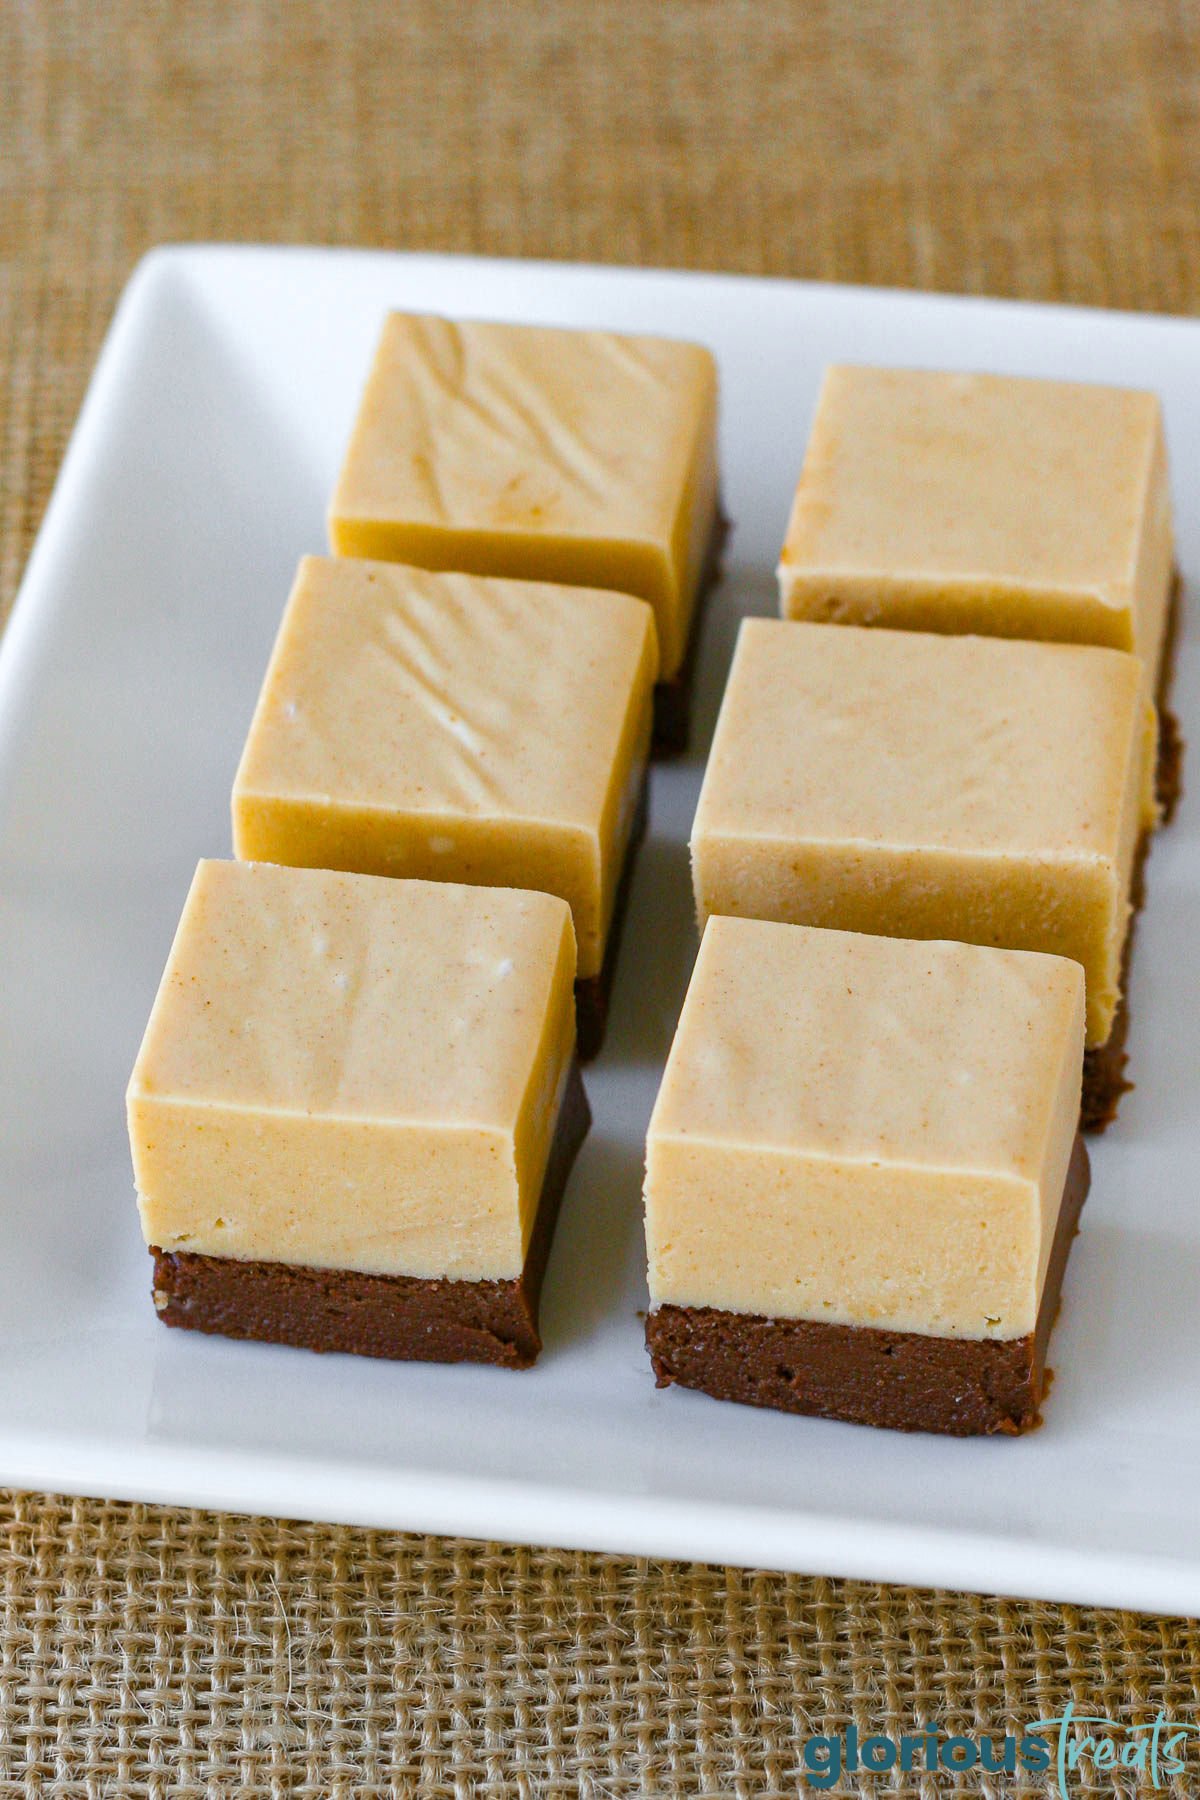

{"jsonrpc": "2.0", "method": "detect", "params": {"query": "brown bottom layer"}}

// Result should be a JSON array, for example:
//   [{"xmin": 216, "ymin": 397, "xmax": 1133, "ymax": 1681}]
[
  {"xmin": 651, "ymin": 505, "xmax": 730, "ymax": 759},
  {"xmin": 573, "ymin": 774, "xmax": 649, "ymax": 1061},
  {"xmin": 1080, "ymin": 573, "xmax": 1185, "ymax": 1132},
  {"xmin": 1081, "ymin": 831, "xmax": 1148, "ymax": 1132},
  {"xmin": 647, "ymin": 1135, "xmax": 1090, "ymax": 1436},
  {"xmin": 150, "ymin": 1058, "xmax": 591, "ymax": 1368},
  {"xmin": 1156, "ymin": 569, "xmax": 1185, "ymax": 824}
]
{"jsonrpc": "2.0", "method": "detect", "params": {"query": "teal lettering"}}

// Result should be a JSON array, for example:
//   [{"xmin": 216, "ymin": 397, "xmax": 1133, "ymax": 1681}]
[
  {"xmin": 980, "ymin": 1736, "xmax": 1016, "ymax": 1774},
  {"xmin": 898, "ymin": 1735, "xmax": 922, "ymax": 1772},
  {"xmin": 1019, "ymin": 1734, "xmax": 1052, "ymax": 1773},
  {"xmin": 801, "ymin": 1736, "xmax": 841, "ymax": 1791},
  {"xmin": 861, "ymin": 1736, "xmax": 896, "ymax": 1772},
  {"xmin": 1066, "ymin": 1733, "xmax": 1095, "ymax": 1770},
  {"xmin": 1159, "ymin": 1730, "xmax": 1189, "ymax": 1776}
]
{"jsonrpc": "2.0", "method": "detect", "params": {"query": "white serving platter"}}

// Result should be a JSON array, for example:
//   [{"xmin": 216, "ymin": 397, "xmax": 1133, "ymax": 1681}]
[{"xmin": 1, "ymin": 246, "xmax": 1197, "ymax": 1613}]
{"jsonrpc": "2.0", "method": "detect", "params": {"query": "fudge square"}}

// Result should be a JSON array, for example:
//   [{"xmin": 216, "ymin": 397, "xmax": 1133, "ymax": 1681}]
[
  {"xmin": 778, "ymin": 365, "xmax": 1174, "ymax": 682},
  {"xmin": 327, "ymin": 313, "xmax": 721, "ymax": 744},
  {"xmin": 691, "ymin": 619, "xmax": 1155, "ymax": 1125},
  {"xmin": 232, "ymin": 556, "xmax": 657, "ymax": 1060},
  {"xmin": 644, "ymin": 917, "xmax": 1089, "ymax": 1436},
  {"xmin": 127, "ymin": 861, "xmax": 589, "ymax": 1368}
]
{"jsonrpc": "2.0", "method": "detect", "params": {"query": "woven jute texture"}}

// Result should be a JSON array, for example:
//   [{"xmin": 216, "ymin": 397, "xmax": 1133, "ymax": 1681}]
[{"xmin": 3, "ymin": 2, "xmax": 1200, "ymax": 1794}]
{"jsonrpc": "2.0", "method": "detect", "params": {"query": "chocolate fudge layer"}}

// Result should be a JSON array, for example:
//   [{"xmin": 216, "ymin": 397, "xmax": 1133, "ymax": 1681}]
[
  {"xmin": 643, "ymin": 919, "xmax": 1088, "ymax": 1436},
  {"xmin": 151, "ymin": 1060, "xmax": 590, "ymax": 1368},
  {"xmin": 328, "ymin": 314, "xmax": 721, "ymax": 709},
  {"xmin": 128, "ymin": 864, "xmax": 586, "ymax": 1365},
  {"xmin": 1155, "ymin": 572, "xmax": 1185, "ymax": 823},
  {"xmin": 648, "ymin": 1136, "xmax": 1090, "ymax": 1436}
]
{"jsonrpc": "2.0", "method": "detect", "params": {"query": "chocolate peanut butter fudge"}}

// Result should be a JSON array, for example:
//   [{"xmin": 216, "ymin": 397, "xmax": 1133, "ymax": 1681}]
[
  {"xmin": 127, "ymin": 861, "xmax": 589, "ymax": 1367},
  {"xmin": 691, "ymin": 619, "xmax": 1155, "ymax": 1126},
  {"xmin": 779, "ymin": 365, "xmax": 1174, "ymax": 680},
  {"xmin": 232, "ymin": 556, "xmax": 657, "ymax": 1059},
  {"xmin": 644, "ymin": 918, "xmax": 1089, "ymax": 1435},
  {"xmin": 328, "ymin": 314, "xmax": 723, "ymax": 754}
]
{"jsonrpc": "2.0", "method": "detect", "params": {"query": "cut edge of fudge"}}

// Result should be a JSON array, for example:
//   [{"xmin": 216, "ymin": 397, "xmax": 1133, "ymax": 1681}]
[
  {"xmin": 647, "ymin": 1134, "xmax": 1090, "ymax": 1436},
  {"xmin": 150, "ymin": 1058, "xmax": 591, "ymax": 1368},
  {"xmin": 650, "ymin": 502, "xmax": 730, "ymax": 758},
  {"xmin": 1082, "ymin": 573, "xmax": 1184, "ymax": 1130},
  {"xmin": 1155, "ymin": 570, "xmax": 1185, "ymax": 823},
  {"xmin": 573, "ymin": 773, "xmax": 648, "ymax": 1060},
  {"xmin": 1081, "ymin": 822, "xmax": 1149, "ymax": 1132}
]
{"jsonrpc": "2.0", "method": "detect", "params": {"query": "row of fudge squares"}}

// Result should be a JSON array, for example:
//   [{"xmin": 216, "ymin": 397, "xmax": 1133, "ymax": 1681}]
[
  {"xmin": 693, "ymin": 618, "xmax": 1159, "ymax": 1130},
  {"xmin": 313, "ymin": 317, "xmax": 1178, "ymax": 1074},
  {"xmin": 328, "ymin": 313, "xmax": 725, "ymax": 757},
  {"xmin": 230, "ymin": 557, "xmax": 1162, "ymax": 1122},
  {"xmin": 127, "ymin": 861, "xmax": 1088, "ymax": 1437},
  {"xmin": 329, "ymin": 315, "xmax": 1174, "ymax": 743},
  {"xmin": 228, "ymin": 316, "xmax": 724, "ymax": 1060}
]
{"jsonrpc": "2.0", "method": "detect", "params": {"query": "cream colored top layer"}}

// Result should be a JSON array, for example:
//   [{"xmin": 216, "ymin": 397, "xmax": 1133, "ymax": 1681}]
[
  {"xmin": 697, "ymin": 619, "xmax": 1150, "ymax": 856},
  {"xmin": 779, "ymin": 365, "xmax": 1174, "ymax": 678},
  {"xmin": 128, "ymin": 862, "xmax": 577, "ymax": 1280},
  {"xmin": 691, "ymin": 620, "xmax": 1151, "ymax": 1044},
  {"xmin": 645, "ymin": 919, "xmax": 1085, "ymax": 1338},
  {"xmin": 232, "ymin": 558, "xmax": 657, "ymax": 979},
  {"xmin": 328, "ymin": 314, "xmax": 719, "ymax": 676}
]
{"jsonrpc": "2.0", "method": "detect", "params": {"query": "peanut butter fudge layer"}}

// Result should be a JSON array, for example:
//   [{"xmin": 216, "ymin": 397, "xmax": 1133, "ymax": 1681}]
[
  {"xmin": 128, "ymin": 862, "xmax": 589, "ymax": 1367},
  {"xmin": 778, "ymin": 366, "xmax": 1174, "ymax": 686},
  {"xmin": 692, "ymin": 620, "xmax": 1155, "ymax": 1124},
  {"xmin": 233, "ymin": 558, "xmax": 656, "ymax": 1059},
  {"xmin": 327, "ymin": 314, "xmax": 723, "ymax": 754},
  {"xmin": 644, "ymin": 919, "xmax": 1089, "ymax": 1435}
]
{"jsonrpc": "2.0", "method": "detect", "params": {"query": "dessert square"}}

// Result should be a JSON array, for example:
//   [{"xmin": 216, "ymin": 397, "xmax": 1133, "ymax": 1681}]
[
  {"xmin": 232, "ymin": 556, "xmax": 657, "ymax": 1058},
  {"xmin": 127, "ymin": 861, "xmax": 588, "ymax": 1367},
  {"xmin": 778, "ymin": 365, "xmax": 1174, "ymax": 683},
  {"xmin": 644, "ymin": 918, "xmax": 1089, "ymax": 1435},
  {"xmin": 691, "ymin": 619, "xmax": 1155, "ymax": 1123},
  {"xmin": 327, "ymin": 313, "xmax": 722, "ymax": 748}
]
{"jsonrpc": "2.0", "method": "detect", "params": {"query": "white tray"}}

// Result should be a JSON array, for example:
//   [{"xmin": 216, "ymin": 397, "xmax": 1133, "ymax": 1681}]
[{"xmin": 1, "ymin": 246, "xmax": 1196, "ymax": 1613}]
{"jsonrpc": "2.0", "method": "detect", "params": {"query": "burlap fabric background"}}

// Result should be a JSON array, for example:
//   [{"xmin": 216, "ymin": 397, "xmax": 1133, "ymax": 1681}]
[{"xmin": 3, "ymin": 2, "xmax": 1200, "ymax": 1793}]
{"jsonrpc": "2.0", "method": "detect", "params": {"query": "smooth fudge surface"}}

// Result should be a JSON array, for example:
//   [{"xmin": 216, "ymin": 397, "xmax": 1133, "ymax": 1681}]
[
  {"xmin": 691, "ymin": 619, "xmax": 1155, "ymax": 1047},
  {"xmin": 644, "ymin": 917, "xmax": 1086, "ymax": 1341},
  {"xmin": 232, "ymin": 557, "xmax": 656, "ymax": 981},
  {"xmin": 328, "ymin": 313, "xmax": 719, "ymax": 678},
  {"xmin": 778, "ymin": 365, "xmax": 1174, "ymax": 680},
  {"xmin": 128, "ymin": 861, "xmax": 577, "ymax": 1281}
]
